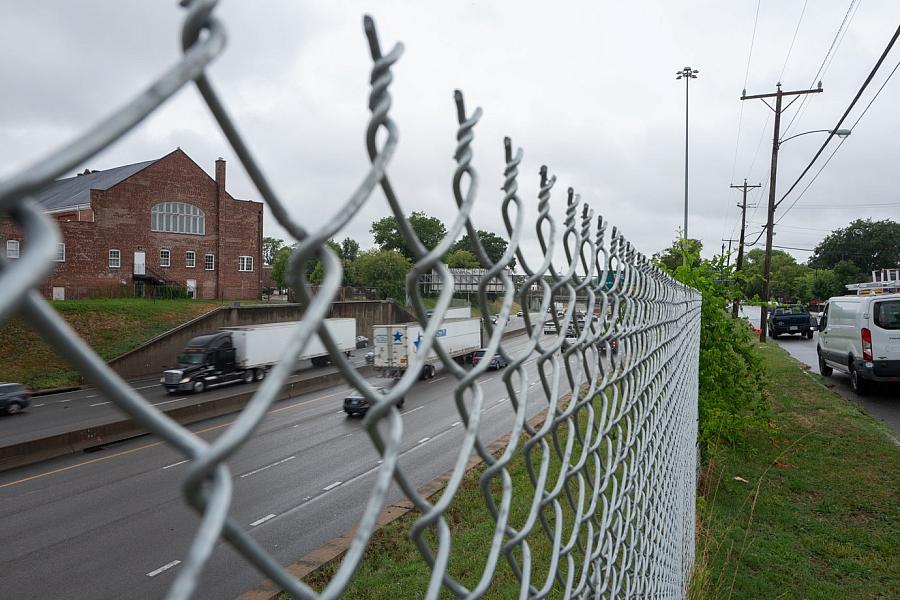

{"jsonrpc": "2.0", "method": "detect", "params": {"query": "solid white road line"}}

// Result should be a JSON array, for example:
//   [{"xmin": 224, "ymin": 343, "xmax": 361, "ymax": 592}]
[
  {"xmin": 401, "ymin": 406, "xmax": 423, "ymax": 416},
  {"xmin": 417, "ymin": 437, "xmax": 430, "ymax": 444},
  {"xmin": 146, "ymin": 560, "xmax": 181, "ymax": 577},
  {"xmin": 90, "ymin": 401, "xmax": 111, "ymax": 407},
  {"xmin": 250, "ymin": 513, "xmax": 277, "ymax": 527},
  {"xmin": 239, "ymin": 455, "xmax": 296, "ymax": 479},
  {"xmin": 323, "ymin": 481, "xmax": 342, "ymax": 491},
  {"xmin": 133, "ymin": 384, "xmax": 158, "ymax": 390},
  {"xmin": 427, "ymin": 376, "xmax": 447, "ymax": 384},
  {"xmin": 162, "ymin": 460, "xmax": 189, "ymax": 470},
  {"xmin": 151, "ymin": 398, "xmax": 184, "ymax": 407}
]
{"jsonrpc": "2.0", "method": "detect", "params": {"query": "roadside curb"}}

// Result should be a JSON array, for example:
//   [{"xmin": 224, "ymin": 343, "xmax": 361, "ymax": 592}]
[
  {"xmin": 30, "ymin": 386, "xmax": 83, "ymax": 397},
  {"xmin": 0, "ymin": 367, "xmax": 372, "ymax": 473},
  {"xmin": 237, "ymin": 391, "xmax": 569, "ymax": 600}
]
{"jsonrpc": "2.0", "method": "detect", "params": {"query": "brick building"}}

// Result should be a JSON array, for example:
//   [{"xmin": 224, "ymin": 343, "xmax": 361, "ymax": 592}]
[{"xmin": 0, "ymin": 149, "xmax": 263, "ymax": 300}]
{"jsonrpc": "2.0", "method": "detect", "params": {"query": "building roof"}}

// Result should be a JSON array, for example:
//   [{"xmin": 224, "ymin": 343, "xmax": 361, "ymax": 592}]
[{"xmin": 34, "ymin": 159, "xmax": 158, "ymax": 211}]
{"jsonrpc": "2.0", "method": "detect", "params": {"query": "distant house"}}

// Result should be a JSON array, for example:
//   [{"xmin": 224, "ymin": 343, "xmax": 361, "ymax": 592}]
[{"xmin": 0, "ymin": 149, "xmax": 263, "ymax": 300}]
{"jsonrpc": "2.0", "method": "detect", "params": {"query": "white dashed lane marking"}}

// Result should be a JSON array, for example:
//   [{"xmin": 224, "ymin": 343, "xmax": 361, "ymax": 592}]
[
  {"xmin": 250, "ymin": 514, "xmax": 277, "ymax": 527},
  {"xmin": 239, "ymin": 456, "xmax": 296, "ymax": 479},
  {"xmin": 323, "ymin": 481, "xmax": 342, "ymax": 491},
  {"xmin": 147, "ymin": 560, "xmax": 181, "ymax": 577}
]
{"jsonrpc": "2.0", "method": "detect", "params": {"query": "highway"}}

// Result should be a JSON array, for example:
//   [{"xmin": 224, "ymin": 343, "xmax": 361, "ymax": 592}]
[
  {"xmin": 0, "ymin": 329, "xmax": 578, "ymax": 599},
  {"xmin": 741, "ymin": 306, "xmax": 899, "ymax": 436},
  {"xmin": 0, "ymin": 354, "xmax": 370, "ymax": 447}
]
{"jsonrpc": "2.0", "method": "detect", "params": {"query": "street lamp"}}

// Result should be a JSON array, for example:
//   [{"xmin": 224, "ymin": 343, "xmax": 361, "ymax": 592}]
[
  {"xmin": 757, "ymin": 126, "xmax": 850, "ymax": 341},
  {"xmin": 780, "ymin": 128, "xmax": 851, "ymax": 145},
  {"xmin": 676, "ymin": 66, "xmax": 699, "ymax": 256}
]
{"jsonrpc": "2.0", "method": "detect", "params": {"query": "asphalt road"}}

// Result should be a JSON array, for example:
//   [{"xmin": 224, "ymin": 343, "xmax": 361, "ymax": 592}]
[
  {"xmin": 741, "ymin": 306, "xmax": 899, "ymax": 436},
  {"xmin": 0, "ymin": 354, "xmax": 371, "ymax": 446},
  {"xmin": 0, "ymin": 329, "xmax": 581, "ymax": 599}
]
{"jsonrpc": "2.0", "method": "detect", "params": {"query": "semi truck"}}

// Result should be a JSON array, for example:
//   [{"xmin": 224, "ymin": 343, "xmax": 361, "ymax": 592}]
[
  {"xmin": 161, "ymin": 318, "xmax": 356, "ymax": 393},
  {"xmin": 373, "ymin": 318, "xmax": 482, "ymax": 379}
]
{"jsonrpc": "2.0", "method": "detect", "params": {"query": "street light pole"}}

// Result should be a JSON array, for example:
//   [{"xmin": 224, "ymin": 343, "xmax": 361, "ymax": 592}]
[{"xmin": 676, "ymin": 66, "xmax": 698, "ymax": 258}]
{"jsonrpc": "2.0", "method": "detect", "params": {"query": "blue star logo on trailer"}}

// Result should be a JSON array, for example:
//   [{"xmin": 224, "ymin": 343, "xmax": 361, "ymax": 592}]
[
  {"xmin": 393, "ymin": 330, "xmax": 403, "ymax": 343},
  {"xmin": 413, "ymin": 332, "xmax": 423, "ymax": 350}
]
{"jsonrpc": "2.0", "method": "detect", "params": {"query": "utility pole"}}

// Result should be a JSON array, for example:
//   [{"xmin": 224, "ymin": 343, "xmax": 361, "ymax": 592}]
[
  {"xmin": 676, "ymin": 66, "xmax": 699, "ymax": 261},
  {"xmin": 730, "ymin": 178, "xmax": 760, "ymax": 318},
  {"xmin": 741, "ymin": 82, "xmax": 822, "ymax": 342}
]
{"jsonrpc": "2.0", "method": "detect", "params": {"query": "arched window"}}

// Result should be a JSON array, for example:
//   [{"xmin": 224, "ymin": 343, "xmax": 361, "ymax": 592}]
[{"xmin": 150, "ymin": 202, "xmax": 205, "ymax": 235}]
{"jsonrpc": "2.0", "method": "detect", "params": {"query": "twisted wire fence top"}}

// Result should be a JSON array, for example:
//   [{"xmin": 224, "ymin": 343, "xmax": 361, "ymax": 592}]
[{"xmin": 0, "ymin": 3, "xmax": 701, "ymax": 599}]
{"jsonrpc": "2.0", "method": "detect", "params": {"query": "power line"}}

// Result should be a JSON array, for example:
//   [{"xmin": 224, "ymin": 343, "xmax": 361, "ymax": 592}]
[
  {"xmin": 779, "ymin": 0, "xmax": 809, "ymax": 82},
  {"xmin": 775, "ymin": 23, "xmax": 900, "ymax": 212},
  {"xmin": 777, "ymin": 57, "xmax": 900, "ymax": 223},
  {"xmin": 782, "ymin": 0, "xmax": 861, "ymax": 138}
]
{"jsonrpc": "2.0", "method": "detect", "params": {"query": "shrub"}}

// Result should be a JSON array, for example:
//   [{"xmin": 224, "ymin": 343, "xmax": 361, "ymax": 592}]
[{"xmin": 661, "ymin": 248, "xmax": 768, "ymax": 450}]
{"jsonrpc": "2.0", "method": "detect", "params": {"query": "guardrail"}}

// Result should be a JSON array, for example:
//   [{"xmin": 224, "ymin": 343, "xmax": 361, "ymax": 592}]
[{"xmin": 0, "ymin": 2, "xmax": 701, "ymax": 598}]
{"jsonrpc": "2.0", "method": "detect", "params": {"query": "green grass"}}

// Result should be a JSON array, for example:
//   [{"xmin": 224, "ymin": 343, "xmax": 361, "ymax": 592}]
[
  {"xmin": 276, "ymin": 342, "xmax": 899, "ymax": 600},
  {"xmin": 692, "ymin": 343, "xmax": 900, "ymax": 599},
  {"xmin": 0, "ymin": 298, "xmax": 221, "ymax": 389}
]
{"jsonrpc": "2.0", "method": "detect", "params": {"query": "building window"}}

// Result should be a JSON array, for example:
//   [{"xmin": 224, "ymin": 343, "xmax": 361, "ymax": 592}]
[
  {"xmin": 150, "ymin": 202, "xmax": 205, "ymax": 235},
  {"xmin": 5, "ymin": 240, "xmax": 19, "ymax": 259},
  {"xmin": 55, "ymin": 243, "xmax": 65, "ymax": 262},
  {"xmin": 204, "ymin": 253, "xmax": 215, "ymax": 271},
  {"xmin": 186, "ymin": 251, "xmax": 196, "ymax": 268},
  {"xmin": 109, "ymin": 249, "xmax": 121, "ymax": 268},
  {"xmin": 160, "ymin": 248, "xmax": 171, "ymax": 268},
  {"xmin": 238, "ymin": 255, "xmax": 254, "ymax": 272}
]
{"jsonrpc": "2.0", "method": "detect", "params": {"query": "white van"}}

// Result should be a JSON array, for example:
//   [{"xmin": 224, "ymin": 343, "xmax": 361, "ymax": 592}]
[{"xmin": 816, "ymin": 293, "xmax": 900, "ymax": 394}]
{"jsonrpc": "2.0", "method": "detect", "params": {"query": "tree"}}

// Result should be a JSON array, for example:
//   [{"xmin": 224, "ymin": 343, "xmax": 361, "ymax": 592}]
[
  {"xmin": 810, "ymin": 218, "xmax": 900, "ymax": 274},
  {"xmin": 446, "ymin": 248, "xmax": 479, "ymax": 268},
  {"xmin": 262, "ymin": 236, "xmax": 285, "ymax": 265},
  {"xmin": 448, "ymin": 230, "xmax": 516, "ymax": 270},
  {"xmin": 270, "ymin": 246, "xmax": 293, "ymax": 289},
  {"xmin": 352, "ymin": 249, "xmax": 411, "ymax": 301},
  {"xmin": 739, "ymin": 249, "xmax": 812, "ymax": 302},
  {"xmin": 371, "ymin": 211, "xmax": 447, "ymax": 260},
  {"xmin": 340, "ymin": 237, "xmax": 360, "ymax": 262},
  {"xmin": 652, "ymin": 239, "xmax": 703, "ymax": 272}
]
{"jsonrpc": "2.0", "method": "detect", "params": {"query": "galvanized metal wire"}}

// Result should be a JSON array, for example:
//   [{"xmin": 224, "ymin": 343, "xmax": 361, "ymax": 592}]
[{"xmin": 0, "ymin": 3, "xmax": 701, "ymax": 598}]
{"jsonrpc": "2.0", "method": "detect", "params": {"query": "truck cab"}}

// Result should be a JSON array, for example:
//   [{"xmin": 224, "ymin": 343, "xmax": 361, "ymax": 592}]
[{"xmin": 161, "ymin": 332, "xmax": 245, "ymax": 394}]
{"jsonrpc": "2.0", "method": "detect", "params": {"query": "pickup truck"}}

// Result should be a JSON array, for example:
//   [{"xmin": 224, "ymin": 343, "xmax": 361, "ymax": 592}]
[{"xmin": 768, "ymin": 305, "xmax": 814, "ymax": 339}]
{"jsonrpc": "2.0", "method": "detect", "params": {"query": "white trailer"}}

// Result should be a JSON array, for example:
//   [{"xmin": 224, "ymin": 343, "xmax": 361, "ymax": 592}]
[
  {"xmin": 224, "ymin": 318, "xmax": 356, "ymax": 368},
  {"xmin": 373, "ymin": 318, "xmax": 482, "ymax": 379}
]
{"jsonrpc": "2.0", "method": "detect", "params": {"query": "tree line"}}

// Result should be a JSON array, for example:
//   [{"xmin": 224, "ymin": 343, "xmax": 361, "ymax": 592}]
[
  {"xmin": 653, "ymin": 218, "xmax": 900, "ymax": 304},
  {"xmin": 262, "ymin": 211, "xmax": 512, "ymax": 301}
]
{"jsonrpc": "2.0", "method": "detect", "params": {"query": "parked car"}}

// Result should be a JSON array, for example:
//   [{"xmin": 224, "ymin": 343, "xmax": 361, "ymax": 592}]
[
  {"xmin": 472, "ymin": 348, "xmax": 509, "ymax": 370},
  {"xmin": 768, "ymin": 305, "xmax": 814, "ymax": 339},
  {"xmin": 817, "ymin": 293, "xmax": 900, "ymax": 394},
  {"xmin": 343, "ymin": 385, "xmax": 404, "ymax": 417},
  {"xmin": 0, "ymin": 383, "xmax": 31, "ymax": 415},
  {"xmin": 516, "ymin": 311, "xmax": 524, "ymax": 318},
  {"xmin": 356, "ymin": 335, "xmax": 369, "ymax": 349}
]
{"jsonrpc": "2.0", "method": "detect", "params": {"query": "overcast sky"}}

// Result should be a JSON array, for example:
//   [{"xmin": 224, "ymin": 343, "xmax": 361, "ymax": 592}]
[{"xmin": 2, "ymin": 1, "xmax": 898, "ymax": 271}]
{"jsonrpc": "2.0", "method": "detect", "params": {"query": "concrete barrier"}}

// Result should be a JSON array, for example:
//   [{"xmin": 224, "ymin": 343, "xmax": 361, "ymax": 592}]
[{"xmin": 0, "ymin": 368, "xmax": 368, "ymax": 473}]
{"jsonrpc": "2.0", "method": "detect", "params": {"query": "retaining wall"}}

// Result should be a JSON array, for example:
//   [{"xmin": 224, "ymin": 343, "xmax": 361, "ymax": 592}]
[{"xmin": 108, "ymin": 301, "xmax": 414, "ymax": 380}]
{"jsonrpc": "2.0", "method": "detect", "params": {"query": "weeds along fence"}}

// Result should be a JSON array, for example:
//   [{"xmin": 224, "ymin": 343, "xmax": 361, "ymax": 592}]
[{"xmin": 0, "ymin": 3, "xmax": 701, "ymax": 599}]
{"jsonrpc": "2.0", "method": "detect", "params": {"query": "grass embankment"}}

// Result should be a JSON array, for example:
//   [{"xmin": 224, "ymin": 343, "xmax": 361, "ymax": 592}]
[
  {"xmin": 279, "ymin": 343, "xmax": 898, "ymax": 599},
  {"xmin": 0, "ymin": 299, "xmax": 221, "ymax": 389},
  {"xmin": 692, "ymin": 343, "xmax": 899, "ymax": 599}
]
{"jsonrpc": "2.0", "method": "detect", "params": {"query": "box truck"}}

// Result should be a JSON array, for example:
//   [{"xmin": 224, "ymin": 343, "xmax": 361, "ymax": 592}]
[
  {"xmin": 161, "ymin": 318, "xmax": 356, "ymax": 393},
  {"xmin": 373, "ymin": 318, "xmax": 482, "ymax": 379}
]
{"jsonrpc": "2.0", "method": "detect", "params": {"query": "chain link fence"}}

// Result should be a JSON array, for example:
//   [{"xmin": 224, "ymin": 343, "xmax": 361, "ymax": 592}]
[{"xmin": 0, "ymin": 2, "xmax": 701, "ymax": 598}]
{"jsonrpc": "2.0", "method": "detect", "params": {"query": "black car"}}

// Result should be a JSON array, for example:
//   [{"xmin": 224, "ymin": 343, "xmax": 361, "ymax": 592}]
[
  {"xmin": 356, "ymin": 335, "xmax": 369, "ymax": 349},
  {"xmin": 344, "ymin": 386, "xmax": 405, "ymax": 417},
  {"xmin": 768, "ymin": 305, "xmax": 814, "ymax": 339},
  {"xmin": 0, "ymin": 383, "xmax": 31, "ymax": 415}
]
